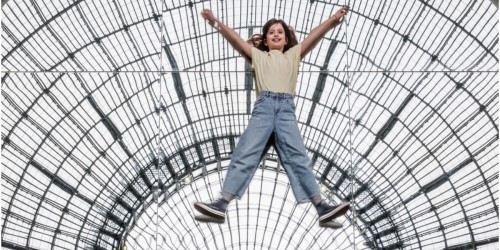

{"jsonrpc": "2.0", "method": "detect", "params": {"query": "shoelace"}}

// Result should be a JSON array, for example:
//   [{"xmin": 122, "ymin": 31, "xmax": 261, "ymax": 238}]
[
  {"xmin": 213, "ymin": 197, "xmax": 229, "ymax": 206},
  {"xmin": 314, "ymin": 200, "xmax": 328, "ymax": 208}
]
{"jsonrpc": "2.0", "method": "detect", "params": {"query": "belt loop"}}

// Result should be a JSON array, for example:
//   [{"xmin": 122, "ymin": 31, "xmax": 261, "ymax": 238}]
[{"xmin": 259, "ymin": 91, "xmax": 294, "ymax": 99}]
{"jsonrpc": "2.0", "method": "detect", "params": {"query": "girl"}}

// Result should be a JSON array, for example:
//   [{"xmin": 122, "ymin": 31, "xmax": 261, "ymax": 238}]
[{"xmin": 194, "ymin": 7, "xmax": 350, "ymax": 228}]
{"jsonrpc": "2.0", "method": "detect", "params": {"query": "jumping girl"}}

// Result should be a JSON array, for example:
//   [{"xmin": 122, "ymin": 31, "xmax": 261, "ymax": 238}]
[{"xmin": 194, "ymin": 7, "xmax": 350, "ymax": 228}]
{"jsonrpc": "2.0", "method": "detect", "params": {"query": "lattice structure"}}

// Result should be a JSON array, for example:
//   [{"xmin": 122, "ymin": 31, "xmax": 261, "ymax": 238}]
[{"xmin": 1, "ymin": 0, "xmax": 498, "ymax": 249}]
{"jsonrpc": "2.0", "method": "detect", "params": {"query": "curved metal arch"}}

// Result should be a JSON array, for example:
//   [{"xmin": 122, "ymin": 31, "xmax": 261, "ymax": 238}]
[
  {"xmin": 416, "ymin": 0, "xmax": 497, "ymax": 62},
  {"xmin": 87, "ymin": 114, "xmax": 246, "ymax": 246},
  {"xmin": 151, "ymin": 70, "xmax": 492, "ymax": 248},
  {"xmin": 365, "ymin": 97, "xmax": 479, "ymax": 246},
  {"xmin": 1, "ymin": 68, "xmax": 494, "ymax": 248},
  {"xmin": 48, "ymin": 18, "xmax": 162, "ymax": 72},
  {"xmin": 342, "ymin": 1, "xmax": 498, "ymax": 68},
  {"xmin": 2, "ymin": 0, "xmax": 85, "ymax": 62},
  {"xmin": 110, "ymin": 146, "xmax": 236, "ymax": 248},
  {"xmin": 1, "ymin": 1, "xmax": 498, "ymax": 249},
  {"xmin": 1, "ymin": 74, "xmax": 87, "ymax": 238},
  {"xmin": 17, "ymin": 0, "xmax": 482, "ymax": 78},
  {"xmin": 2, "ymin": 73, "xmax": 65, "ymax": 147},
  {"xmin": 346, "ymin": 81, "xmax": 492, "ymax": 247},
  {"xmin": 1, "ymin": 1, "xmax": 495, "ymax": 71},
  {"xmin": 303, "ymin": 128, "xmax": 407, "ymax": 249},
  {"xmin": 118, "ymin": 154, "xmax": 365, "ymax": 249},
  {"xmin": 95, "ymin": 111, "xmax": 373, "ymax": 246},
  {"xmin": 23, "ymin": 104, "xmax": 142, "ymax": 247},
  {"xmin": 2, "ymin": 1, "xmax": 163, "ymax": 69},
  {"xmin": 295, "ymin": 70, "xmax": 496, "ymax": 247},
  {"xmin": 73, "ymin": 105, "xmax": 170, "ymax": 249},
  {"xmin": 1, "ymin": 72, "xmax": 161, "ymax": 248},
  {"xmin": 311, "ymin": 152, "xmax": 405, "ymax": 249}
]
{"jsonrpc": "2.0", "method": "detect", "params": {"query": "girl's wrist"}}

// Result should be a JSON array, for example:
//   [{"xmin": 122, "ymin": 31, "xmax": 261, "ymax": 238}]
[
  {"xmin": 212, "ymin": 20, "xmax": 220, "ymax": 30},
  {"xmin": 330, "ymin": 15, "xmax": 339, "ymax": 28},
  {"xmin": 209, "ymin": 20, "xmax": 220, "ymax": 30},
  {"xmin": 329, "ymin": 15, "xmax": 340, "ymax": 27}
]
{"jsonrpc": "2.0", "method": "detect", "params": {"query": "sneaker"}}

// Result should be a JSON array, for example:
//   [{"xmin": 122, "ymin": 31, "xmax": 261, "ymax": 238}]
[
  {"xmin": 315, "ymin": 201, "xmax": 350, "ymax": 223},
  {"xmin": 194, "ymin": 198, "xmax": 228, "ymax": 220},
  {"xmin": 319, "ymin": 220, "xmax": 343, "ymax": 229},
  {"xmin": 194, "ymin": 214, "xmax": 225, "ymax": 224}
]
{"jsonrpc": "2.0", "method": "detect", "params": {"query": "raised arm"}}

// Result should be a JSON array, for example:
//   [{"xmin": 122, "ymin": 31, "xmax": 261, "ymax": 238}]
[
  {"xmin": 300, "ymin": 7, "xmax": 348, "ymax": 59},
  {"xmin": 201, "ymin": 9, "xmax": 253, "ymax": 62}
]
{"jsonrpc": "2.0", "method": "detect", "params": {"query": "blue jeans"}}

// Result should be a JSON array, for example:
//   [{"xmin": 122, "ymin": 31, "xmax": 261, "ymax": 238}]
[{"xmin": 222, "ymin": 91, "xmax": 320, "ymax": 204}]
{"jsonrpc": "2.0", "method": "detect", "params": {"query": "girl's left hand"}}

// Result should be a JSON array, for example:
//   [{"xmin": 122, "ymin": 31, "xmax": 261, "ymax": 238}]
[{"xmin": 332, "ymin": 7, "xmax": 349, "ymax": 24}]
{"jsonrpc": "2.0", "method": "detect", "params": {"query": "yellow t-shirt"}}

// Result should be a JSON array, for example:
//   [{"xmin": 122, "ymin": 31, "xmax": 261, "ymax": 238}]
[{"xmin": 251, "ymin": 45, "xmax": 301, "ymax": 95}]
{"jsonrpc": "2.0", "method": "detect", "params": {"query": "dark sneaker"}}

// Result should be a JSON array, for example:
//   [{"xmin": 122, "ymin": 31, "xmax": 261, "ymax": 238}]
[
  {"xmin": 315, "ymin": 201, "xmax": 350, "ymax": 223},
  {"xmin": 194, "ymin": 198, "xmax": 228, "ymax": 220},
  {"xmin": 319, "ymin": 220, "xmax": 342, "ymax": 229},
  {"xmin": 195, "ymin": 214, "xmax": 225, "ymax": 224}
]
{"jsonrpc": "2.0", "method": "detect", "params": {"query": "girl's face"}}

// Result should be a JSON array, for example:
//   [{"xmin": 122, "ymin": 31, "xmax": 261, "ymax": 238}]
[{"xmin": 265, "ymin": 23, "xmax": 288, "ymax": 52}]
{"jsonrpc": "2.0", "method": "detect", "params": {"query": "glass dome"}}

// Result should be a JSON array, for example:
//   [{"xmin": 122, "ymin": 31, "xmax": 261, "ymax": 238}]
[{"xmin": 1, "ymin": 0, "xmax": 498, "ymax": 249}]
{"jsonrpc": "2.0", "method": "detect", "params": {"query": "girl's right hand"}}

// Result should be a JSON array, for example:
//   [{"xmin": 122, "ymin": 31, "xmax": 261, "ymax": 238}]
[{"xmin": 201, "ymin": 9, "xmax": 216, "ymax": 25}]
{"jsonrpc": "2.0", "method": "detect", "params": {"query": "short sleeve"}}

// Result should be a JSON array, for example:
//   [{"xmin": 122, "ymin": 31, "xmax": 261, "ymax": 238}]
[
  {"xmin": 285, "ymin": 45, "xmax": 301, "ymax": 62},
  {"xmin": 284, "ymin": 45, "xmax": 301, "ymax": 75},
  {"xmin": 252, "ymin": 47, "xmax": 265, "ymax": 69}
]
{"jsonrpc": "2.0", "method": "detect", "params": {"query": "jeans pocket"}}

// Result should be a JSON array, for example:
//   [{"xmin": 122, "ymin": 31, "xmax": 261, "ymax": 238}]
[
  {"xmin": 252, "ymin": 96, "xmax": 265, "ymax": 115},
  {"xmin": 286, "ymin": 99, "xmax": 296, "ymax": 111},
  {"xmin": 254, "ymin": 96, "xmax": 265, "ymax": 107}
]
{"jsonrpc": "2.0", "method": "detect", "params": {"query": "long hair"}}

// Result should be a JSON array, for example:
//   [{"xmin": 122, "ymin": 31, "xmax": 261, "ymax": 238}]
[{"xmin": 247, "ymin": 19, "xmax": 298, "ymax": 52}]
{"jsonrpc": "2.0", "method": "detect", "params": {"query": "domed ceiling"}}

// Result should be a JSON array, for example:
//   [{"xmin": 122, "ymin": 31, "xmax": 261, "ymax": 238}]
[{"xmin": 1, "ymin": 0, "xmax": 498, "ymax": 249}]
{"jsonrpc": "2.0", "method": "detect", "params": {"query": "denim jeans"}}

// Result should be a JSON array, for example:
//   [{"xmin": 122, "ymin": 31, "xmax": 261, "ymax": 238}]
[{"xmin": 221, "ymin": 91, "xmax": 320, "ymax": 204}]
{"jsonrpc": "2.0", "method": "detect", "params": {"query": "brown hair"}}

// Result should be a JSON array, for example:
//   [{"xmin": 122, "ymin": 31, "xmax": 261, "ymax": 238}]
[{"xmin": 247, "ymin": 19, "xmax": 298, "ymax": 52}]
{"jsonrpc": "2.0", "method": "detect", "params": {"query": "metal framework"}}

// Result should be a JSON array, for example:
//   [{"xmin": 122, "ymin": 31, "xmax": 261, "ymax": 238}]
[{"xmin": 1, "ymin": 0, "xmax": 498, "ymax": 249}]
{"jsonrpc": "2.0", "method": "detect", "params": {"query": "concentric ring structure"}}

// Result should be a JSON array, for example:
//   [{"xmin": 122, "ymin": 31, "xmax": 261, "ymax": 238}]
[{"xmin": 1, "ymin": 0, "xmax": 498, "ymax": 249}]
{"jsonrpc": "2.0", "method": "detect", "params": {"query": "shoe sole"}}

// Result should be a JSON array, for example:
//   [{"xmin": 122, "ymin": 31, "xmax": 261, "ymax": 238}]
[
  {"xmin": 194, "ymin": 202, "xmax": 226, "ymax": 219},
  {"xmin": 319, "ymin": 202, "xmax": 350, "ymax": 223},
  {"xmin": 319, "ymin": 221, "xmax": 342, "ymax": 229},
  {"xmin": 194, "ymin": 214, "xmax": 225, "ymax": 224}
]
